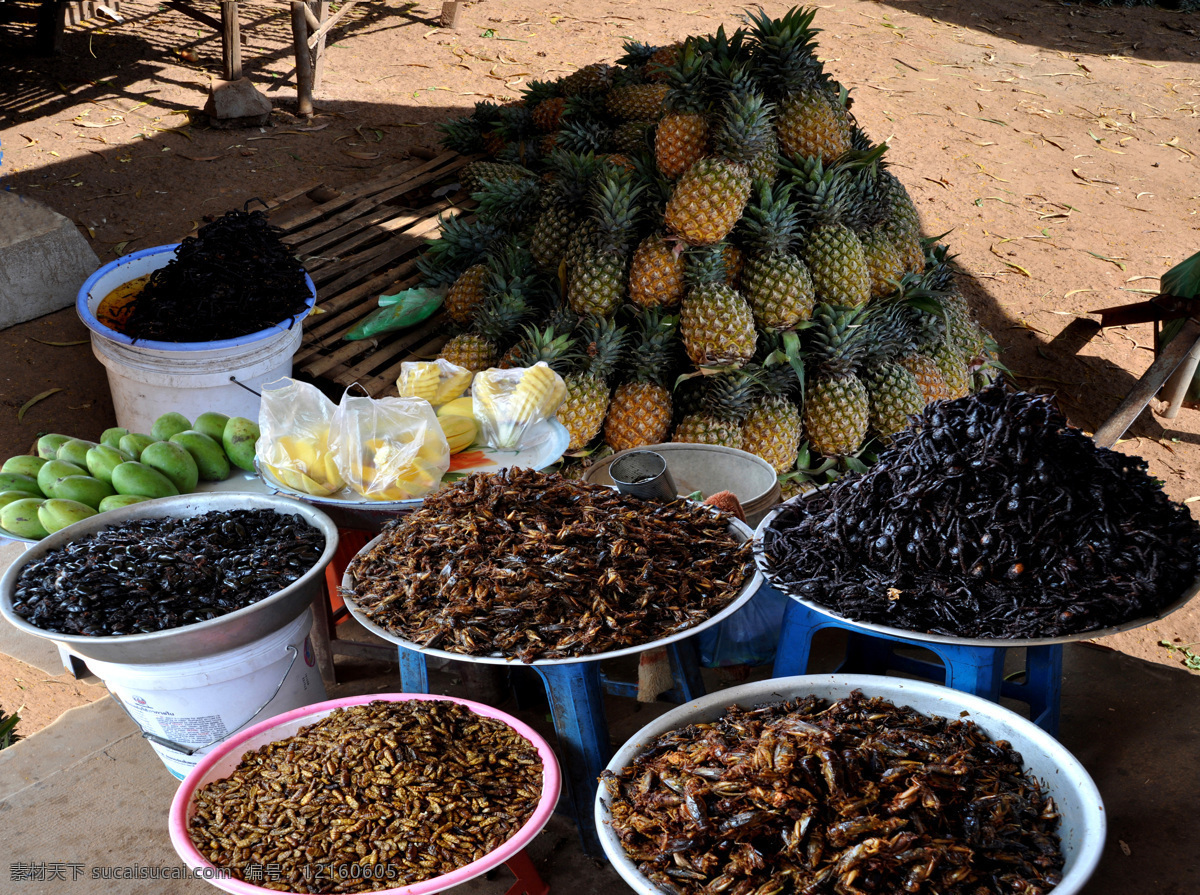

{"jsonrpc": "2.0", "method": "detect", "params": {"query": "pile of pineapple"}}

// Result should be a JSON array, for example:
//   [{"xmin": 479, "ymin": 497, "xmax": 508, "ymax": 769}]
[{"xmin": 417, "ymin": 7, "xmax": 997, "ymax": 480}]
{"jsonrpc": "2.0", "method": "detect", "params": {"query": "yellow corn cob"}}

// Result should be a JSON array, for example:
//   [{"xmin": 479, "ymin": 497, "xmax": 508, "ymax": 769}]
[{"xmin": 397, "ymin": 362, "xmax": 441, "ymax": 403}]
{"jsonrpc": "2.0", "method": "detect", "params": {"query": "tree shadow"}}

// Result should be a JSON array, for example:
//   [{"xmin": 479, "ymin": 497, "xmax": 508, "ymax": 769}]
[{"xmin": 868, "ymin": 0, "xmax": 1200, "ymax": 64}]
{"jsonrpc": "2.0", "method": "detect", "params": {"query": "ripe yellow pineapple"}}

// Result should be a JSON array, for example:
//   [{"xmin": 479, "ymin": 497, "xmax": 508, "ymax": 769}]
[
  {"xmin": 655, "ymin": 44, "xmax": 711, "ymax": 179},
  {"xmin": 740, "ymin": 182, "xmax": 816, "ymax": 331},
  {"xmin": 567, "ymin": 165, "xmax": 643, "ymax": 317},
  {"xmin": 680, "ymin": 245, "xmax": 757, "ymax": 369},
  {"xmin": 604, "ymin": 308, "xmax": 677, "ymax": 452},
  {"xmin": 628, "ymin": 234, "xmax": 686, "ymax": 308},
  {"xmin": 445, "ymin": 263, "xmax": 489, "ymax": 325},
  {"xmin": 802, "ymin": 304, "xmax": 873, "ymax": 457},
  {"xmin": 672, "ymin": 371, "xmax": 759, "ymax": 450},
  {"xmin": 741, "ymin": 356, "xmax": 803, "ymax": 473},
  {"xmin": 560, "ymin": 317, "xmax": 627, "ymax": 451}
]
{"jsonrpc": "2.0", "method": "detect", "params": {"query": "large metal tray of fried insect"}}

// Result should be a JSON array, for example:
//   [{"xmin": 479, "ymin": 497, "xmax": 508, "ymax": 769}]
[
  {"xmin": 340, "ymin": 515, "xmax": 764, "ymax": 666},
  {"xmin": 752, "ymin": 493, "xmax": 1200, "ymax": 648}
]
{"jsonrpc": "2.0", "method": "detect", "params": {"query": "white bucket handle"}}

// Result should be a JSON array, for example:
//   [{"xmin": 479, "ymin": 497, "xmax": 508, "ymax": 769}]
[{"xmin": 107, "ymin": 644, "xmax": 299, "ymax": 756}]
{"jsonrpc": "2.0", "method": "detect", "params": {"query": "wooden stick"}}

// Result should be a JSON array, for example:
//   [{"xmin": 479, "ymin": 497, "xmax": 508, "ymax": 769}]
[
  {"xmin": 166, "ymin": 0, "xmax": 221, "ymax": 31},
  {"xmin": 1093, "ymin": 317, "xmax": 1200, "ymax": 447},
  {"xmin": 291, "ymin": 1, "xmax": 314, "ymax": 116},
  {"xmin": 220, "ymin": 2, "xmax": 242, "ymax": 81},
  {"xmin": 312, "ymin": 1, "xmax": 330, "ymax": 92},
  {"xmin": 1160, "ymin": 338, "xmax": 1200, "ymax": 419}
]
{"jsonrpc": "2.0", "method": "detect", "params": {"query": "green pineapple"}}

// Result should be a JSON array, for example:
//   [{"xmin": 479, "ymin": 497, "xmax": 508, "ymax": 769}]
[
  {"xmin": 789, "ymin": 156, "xmax": 871, "ymax": 308},
  {"xmin": 438, "ymin": 256, "xmax": 535, "ymax": 372},
  {"xmin": 561, "ymin": 316, "xmax": 627, "ymax": 450},
  {"xmin": 861, "ymin": 305, "xmax": 925, "ymax": 440},
  {"xmin": 471, "ymin": 175, "xmax": 543, "ymax": 231},
  {"xmin": 567, "ymin": 164, "xmax": 643, "ymax": 317},
  {"xmin": 802, "ymin": 304, "xmax": 873, "ymax": 456},
  {"xmin": 673, "ymin": 369, "xmax": 760, "ymax": 449},
  {"xmin": 879, "ymin": 167, "xmax": 925, "ymax": 275},
  {"xmin": 605, "ymin": 308, "xmax": 678, "ymax": 451},
  {"xmin": 664, "ymin": 92, "xmax": 774, "ymax": 245},
  {"xmin": 680, "ymin": 245, "xmax": 757, "ymax": 369},
  {"xmin": 416, "ymin": 215, "xmax": 504, "ymax": 288},
  {"xmin": 738, "ymin": 181, "xmax": 815, "ymax": 330},
  {"xmin": 529, "ymin": 151, "xmax": 603, "ymax": 274}
]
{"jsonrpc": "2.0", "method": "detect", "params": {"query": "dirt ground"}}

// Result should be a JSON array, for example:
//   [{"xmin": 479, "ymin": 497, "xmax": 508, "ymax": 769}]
[{"xmin": 2, "ymin": 0, "xmax": 1200, "ymax": 734}]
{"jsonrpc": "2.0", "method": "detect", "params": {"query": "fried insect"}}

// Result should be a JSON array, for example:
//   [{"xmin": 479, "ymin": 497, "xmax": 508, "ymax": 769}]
[
  {"xmin": 761, "ymin": 384, "xmax": 1200, "ymax": 639},
  {"xmin": 189, "ymin": 700, "xmax": 542, "ymax": 894},
  {"xmin": 602, "ymin": 691, "xmax": 1064, "ymax": 895},
  {"xmin": 344, "ymin": 469, "xmax": 754, "ymax": 661}
]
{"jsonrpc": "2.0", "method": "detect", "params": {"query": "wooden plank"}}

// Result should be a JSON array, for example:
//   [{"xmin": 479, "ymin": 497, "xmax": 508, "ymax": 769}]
[
  {"xmin": 166, "ymin": 0, "xmax": 221, "ymax": 31},
  {"xmin": 334, "ymin": 315, "xmax": 449, "ymax": 383},
  {"xmin": 363, "ymin": 333, "xmax": 451, "ymax": 396},
  {"xmin": 277, "ymin": 152, "xmax": 469, "ymax": 238},
  {"xmin": 263, "ymin": 179, "xmax": 326, "ymax": 210},
  {"xmin": 311, "ymin": 1, "xmax": 330, "ymax": 92},
  {"xmin": 294, "ymin": 197, "xmax": 457, "ymax": 266},
  {"xmin": 221, "ymin": 2, "xmax": 242, "ymax": 81},
  {"xmin": 294, "ymin": 266, "xmax": 424, "ymax": 364}
]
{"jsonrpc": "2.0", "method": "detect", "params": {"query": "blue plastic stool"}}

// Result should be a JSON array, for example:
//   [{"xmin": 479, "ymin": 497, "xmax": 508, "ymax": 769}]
[
  {"xmin": 772, "ymin": 598, "xmax": 1063, "ymax": 736},
  {"xmin": 396, "ymin": 638, "xmax": 705, "ymax": 857}
]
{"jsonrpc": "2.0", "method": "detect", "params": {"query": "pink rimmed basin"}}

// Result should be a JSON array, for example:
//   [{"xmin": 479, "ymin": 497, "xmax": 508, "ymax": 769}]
[{"xmin": 169, "ymin": 693, "xmax": 561, "ymax": 895}]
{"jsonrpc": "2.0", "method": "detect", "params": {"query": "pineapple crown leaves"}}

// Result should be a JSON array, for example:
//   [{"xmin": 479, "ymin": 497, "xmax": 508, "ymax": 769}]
[
  {"xmin": 542, "ymin": 149, "xmax": 606, "ymax": 206},
  {"xmin": 522, "ymin": 78, "xmax": 563, "ymax": 106},
  {"xmin": 781, "ymin": 154, "xmax": 856, "ymax": 230},
  {"xmin": 472, "ymin": 101, "xmax": 505, "ymax": 128},
  {"xmin": 0, "ymin": 708, "xmax": 20, "ymax": 749},
  {"xmin": 674, "ymin": 365, "xmax": 764, "ymax": 420},
  {"xmin": 738, "ymin": 180, "xmax": 801, "ymax": 255},
  {"xmin": 587, "ymin": 164, "xmax": 646, "ymax": 252},
  {"xmin": 472, "ymin": 176, "xmax": 544, "ymax": 228},
  {"xmin": 802, "ymin": 302, "xmax": 874, "ymax": 376},
  {"xmin": 661, "ymin": 41, "xmax": 712, "ymax": 116},
  {"xmin": 624, "ymin": 305, "xmax": 680, "ymax": 387},
  {"xmin": 1162, "ymin": 248, "xmax": 1200, "ymax": 299},
  {"xmin": 692, "ymin": 24, "xmax": 754, "ymax": 72},
  {"xmin": 556, "ymin": 117, "xmax": 613, "ymax": 155},
  {"xmin": 684, "ymin": 243, "xmax": 732, "ymax": 288},
  {"xmin": 746, "ymin": 5, "xmax": 824, "ymax": 98},
  {"xmin": 417, "ymin": 216, "xmax": 504, "ymax": 287},
  {"xmin": 506, "ymin": 323, "xmax": 578, "ymax": 371},
  {"xmin": 710, "ymin": 91, "xmax": 775, "ymax": 165},
  {"xmin": 616, "ymin": 40, "xmax": 660, "ymax": 70},
  {"xmin": 473, "ymin": 286, "xmax": 535, "ymax": 345},
  {"xmin": 438, "ymin": 116, "xmax": 486, "ymax": 154},
  {"xmin": 573, "ymin": 314, "xmax": 629, "ymax": 381}
]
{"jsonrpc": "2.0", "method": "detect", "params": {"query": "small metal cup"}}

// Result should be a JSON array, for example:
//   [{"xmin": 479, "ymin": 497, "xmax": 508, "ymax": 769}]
[{"xmin": 609, "ymin": 450, "xmax": 679, "ymax": 502}]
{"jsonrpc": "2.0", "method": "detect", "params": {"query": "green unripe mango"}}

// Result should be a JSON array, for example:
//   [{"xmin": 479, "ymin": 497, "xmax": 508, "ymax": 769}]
[
  {"xmin": 111, "ymin": 461, "xmax": 180, "ymax": 499},
  {"xmin": 118, "ymin": 433, "xmax": 156, "ymax": 460},
  {"xmin": 37, "ymin": 460, "xmax": 85, "ymax": 497},
  {"xmin": 194, "ymin": 412, "xmax": 230, "ymax": 444},
  {"xmin": 0, "ymin": 472, "xmax": 43, "ymax": 497},
  {"xmin": 56, "ymin": 438, "xmax": 99, "ymax": 469},
  {"xmin": 98, "ymin": 494, "xmax": 152, "ymax": 513},
  {"xmin": 100, "ymin": 427, "xmax": 130, "ymax": 449},
  {"xmin": 140, "ymin": 441, "xmax": 199, "ymax": 493},
  {"xmin": 1, "ymin": 498, "xmax": 49, "ymax": 540},
  {"xmin": 85, "ymin": 445, "xmax": 133, "ymax": 485},
  {"xmin": 36, "ymin": 434, "xmax": 71, "ymax": 460},
  {"xmin": 0, "ymin": 491, "xmax": 34, "ymax": 511},
  {"xmin": 222, "ymin": 417, "xmax": 261, "ymax": 472},
  {"xmin": 151, "ymin": 412, "xmax": 192, "ymax": 442},
  {"xmin": 170, "ymin": 430, "xmax": 231, "ymax": 482},
  {"xmin": 38, "ymin": 499, "xmax": 98, "ymax": 535},
  {"xmin": 53, "ymin": 475, "xmax": 116, "ymax": 510},
  {"xmin": 2, "ymin": 455, "xmax": 48, "ymax": 478}
]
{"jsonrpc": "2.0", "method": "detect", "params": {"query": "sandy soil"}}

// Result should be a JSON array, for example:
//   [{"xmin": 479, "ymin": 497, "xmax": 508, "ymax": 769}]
[{"xmin": 3, "ymin": 0, "xmax": 1200, "ymax": 733}]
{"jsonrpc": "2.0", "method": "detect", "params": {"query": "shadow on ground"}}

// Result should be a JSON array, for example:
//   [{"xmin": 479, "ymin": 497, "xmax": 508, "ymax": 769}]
[{"xmin": 869, "ymin": 0, "xmax": 1200, "ymax": 63}]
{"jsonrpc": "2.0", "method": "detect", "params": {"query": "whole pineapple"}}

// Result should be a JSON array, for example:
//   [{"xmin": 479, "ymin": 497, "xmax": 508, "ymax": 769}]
[
  {"xmin": 655, "ymin": 42, "xmax": 711, "ymax": 179},
  {"xmin": 628, "ymin": 233, "xmax": 687, "ymax": 308},
  {"xmin": 749, "ymin": 6, "xmax": 852, "ymax": 164},
  {"xmin": 789, "ymin": 156, "xmax": 871, "ymax": 308},
  {"xmin": 741, "ymin": 352, "xmax": 803, "ymax": 472},
  {"xmin": 529, "ymin": 150, "xmax": 603, "ymax": 274},
  {"xmin": 438, "ymin": 255, "xmax": 534, "ymax": 372},
  {"xmin": 738, "ymin": 181, "xmax": 816, "ymax": 330},
  {"xmin": 567, "ymin": 164, "xmax": 644, "ymax": 318},
  {"xmin": 802, "ymin": 303, "xmax": 873, "ymax": 456},
  {"xmin": 445, "ymin": 263, "xmax": 489, "ymax": 325},
  {"xmin": 604, "ymin": 308, "xmax": 678, "ymax": 451},
  {"xmin": 664, "ymin": 91, "xmax": 774, "ymax": 246},
  {"xmin": 498, "ymin": 322, "xmax": 574, "ymax": 370},
  {"xmin": 879, "ymin": 167, "xmax": 925, "ymax": 275},
  {"xmin": 673, "ymin": 369, "xmax": 760, "ymax": 449},
  {"xmin": 861, "ymin": 305, "xmax": 925, "ymax": 440},
  {"xmin": 680, "ymin": 245, "xmax": 757, "ymax": 369},
  {"xmin": 561, "ymin": 316, "xmax": 627, "ymax": 451}
]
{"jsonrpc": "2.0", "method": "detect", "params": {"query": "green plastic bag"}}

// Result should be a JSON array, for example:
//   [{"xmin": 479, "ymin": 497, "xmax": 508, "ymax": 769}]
[{"xmin": 344, "ymin": 286, "xmax": 446, "ymax": 341}]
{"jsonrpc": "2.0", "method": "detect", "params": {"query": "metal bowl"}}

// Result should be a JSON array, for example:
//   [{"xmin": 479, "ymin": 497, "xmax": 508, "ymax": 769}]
[
  {"xmin": 596, "ymin": 674, "xmax": 1106, "ymax": 895},
  {"xmin": 169, "ymin": 692, "xmax": 561, "ymax": 895},
  {"xmin": 0, "ymin": 492, "xmax": 338, "ymax": 664},
  {"xmin": 753, "ymin": 493, "xmax": 1200, "ymax": 647},
  {"xmin": 340, "ymin": 513, "xmax": 763, "ymax": 666}
]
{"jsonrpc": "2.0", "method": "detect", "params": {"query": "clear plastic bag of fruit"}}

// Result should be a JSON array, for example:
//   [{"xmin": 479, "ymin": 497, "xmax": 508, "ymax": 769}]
[
  {"xmin": 257, "ymin": 378, "xmax": 345, "ymax": 497},
  {"xmin": 331, "ymin": 387, "xmax": 450, "ymax": 501},
  {"xmin": 396, "ymin": 359, "xmax": 473, "ymax": 407},
  {"xmin": 472, "ymin": 363, "xmax": 567, "ymax": 451}
]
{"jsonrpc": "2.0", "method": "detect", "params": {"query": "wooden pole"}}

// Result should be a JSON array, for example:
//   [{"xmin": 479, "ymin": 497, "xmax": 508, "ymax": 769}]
[
  {"xmin": 35, "ymin": 0, "xmax": 67, "ymax": 55},
  {"xmin": 220, "ymin": 1, "xmax": 242, "ymax": 81},
  {"xmin": 1093, "ymin": 317, "xmax": 1200, "ymax": 447},
  {"xmin": 291, "ymin": 1, "xmax": 314, "ymax": 116},
  {"xmin": 311, "ymin": 1, "xmax": 330, "ymax": 92},
  {"xmin": 1159, "ymin": 338, "xmax": 1200, "ymax": 419}
]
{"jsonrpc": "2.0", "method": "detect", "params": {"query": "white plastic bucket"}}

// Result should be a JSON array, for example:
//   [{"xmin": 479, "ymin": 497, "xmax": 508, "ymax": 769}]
[
  {"xmin": 76, "ymin": 244, "xmax": 315, "ymax": 434},
  {"xmin": 82, "ymin": 608, "xmax": 327, "ymax": 780}
]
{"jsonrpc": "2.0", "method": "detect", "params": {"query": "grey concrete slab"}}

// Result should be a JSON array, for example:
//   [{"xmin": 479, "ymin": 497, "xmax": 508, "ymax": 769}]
[{"xmin": 0, "ymin": 193, "xmax": 100, "ymax": 330}]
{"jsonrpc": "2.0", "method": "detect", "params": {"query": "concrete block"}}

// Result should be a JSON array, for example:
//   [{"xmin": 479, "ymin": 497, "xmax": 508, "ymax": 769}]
[
  {"xmin": 0, "ymin": 192, "xmax": 100, "ymax": 331},
  {"xmin": 204, "ymin": 77, "xmax": 273, "ymax": 128}
]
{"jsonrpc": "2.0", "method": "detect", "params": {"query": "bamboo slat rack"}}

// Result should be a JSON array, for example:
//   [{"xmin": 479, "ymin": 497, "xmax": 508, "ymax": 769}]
[{"xmin": 264, "ymin": 150, "xmax": 477, "ymax": 398}]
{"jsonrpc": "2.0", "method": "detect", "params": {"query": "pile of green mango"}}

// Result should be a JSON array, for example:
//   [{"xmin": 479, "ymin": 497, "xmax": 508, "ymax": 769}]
[{"xmin": 0, "ymin": 411, "xmax": 261, "ymax": 541}]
